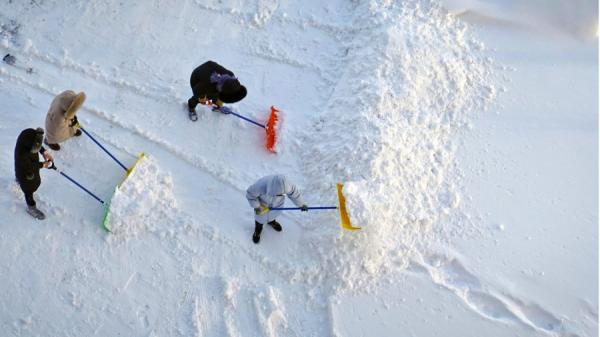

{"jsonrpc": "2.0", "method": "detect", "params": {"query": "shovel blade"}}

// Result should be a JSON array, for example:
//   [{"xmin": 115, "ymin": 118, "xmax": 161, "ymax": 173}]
[
  {"xmin": 265, "ymin": 106, "xmax": 279, "ymax": 153},
  {"xmin": 337, "ymin": 183, "xmax": 361, "ymax": 231},
  {"xmin": 103, "ymin": 152, "xmax": 145, "ymax": 232}
]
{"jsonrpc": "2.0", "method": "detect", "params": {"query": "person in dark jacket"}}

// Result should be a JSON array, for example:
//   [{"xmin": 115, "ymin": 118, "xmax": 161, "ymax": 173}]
[
  {"xmin": 14, "ymin": 128, "xmax": 54, "ymax": 220},
  {"xmin": 187, "ymin": 61, "xmax": 247, "ymax": 121}
]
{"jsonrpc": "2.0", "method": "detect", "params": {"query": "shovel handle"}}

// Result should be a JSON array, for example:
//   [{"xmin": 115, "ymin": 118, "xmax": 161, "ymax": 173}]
[
  {"xmin": 80, "ymin": 127, "xmax": 129, "ymax": 172},
  {"xmin": 218, "ymin": 106, "xmax": 266, "ymax": 129},
  {"xmin": 270, "ymin": 206, "xmax": 338, "ymax": 210},
  {"xmin": 57, "ymin": 171, "xmax": 105, "ymax": 204}
]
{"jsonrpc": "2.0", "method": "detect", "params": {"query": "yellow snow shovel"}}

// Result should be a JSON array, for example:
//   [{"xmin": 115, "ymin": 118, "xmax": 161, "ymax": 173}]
[
  {"xmin": 336, "ymin": 183, "xmax": 360, "ymax": 231},
  {"xmin": 268, "ymin": 183, "xmax": 361, "ymax": 231}
]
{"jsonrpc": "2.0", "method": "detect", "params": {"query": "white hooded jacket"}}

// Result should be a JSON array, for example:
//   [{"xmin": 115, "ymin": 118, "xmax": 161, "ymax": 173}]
[{"xmin": 246, "ymin": 175, "xmax": 305, "ymax": 223}]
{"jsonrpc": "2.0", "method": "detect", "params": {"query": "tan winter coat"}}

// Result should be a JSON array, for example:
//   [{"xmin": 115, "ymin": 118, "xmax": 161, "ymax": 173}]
[{"xmin": 45, "ymin": 90, "xmax": 86, "ymax": 144}]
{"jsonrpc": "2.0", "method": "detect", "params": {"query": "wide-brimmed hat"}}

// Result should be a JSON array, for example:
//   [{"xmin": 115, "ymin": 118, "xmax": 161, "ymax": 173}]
[{"xmin": 219, "ymin": 79, "xmax": 247, "ymax": 103}]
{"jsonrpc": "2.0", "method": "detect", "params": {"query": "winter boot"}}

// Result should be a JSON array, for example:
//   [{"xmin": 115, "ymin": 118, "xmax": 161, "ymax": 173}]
[
  {"xmin": 74, "ymin": 129, "xmax": 82, "ymax": 137},
  {"xmin": 268, "ymin": 220, "xmax": 282, "ymax": 232},
  {"xmin": 44, "ymin": 138, "xmax": 60, "ymax": 151},
  {"xmin": 26, "ymin": 206, "xmax": 45, "ymax": 220},
  {"xmin": 3, "ymin": 53, "xmax": 16, "ymax": 65},
  {"xmin": 252, "ymin": 221, "xmax": 263, "ymax": 244},
  {"xmin": 188, "ymin": 105, "xmax": 198, "ymax": 122}
]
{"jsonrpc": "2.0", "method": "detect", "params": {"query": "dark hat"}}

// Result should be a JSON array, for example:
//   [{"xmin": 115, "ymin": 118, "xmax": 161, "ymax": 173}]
[
  {"xmin": 15, "ymin": 128, "xmax": 44, "ymax": 154},
  {"xmin": 219, "ymin": 78, "xmax": 247, "ymax": 103}
]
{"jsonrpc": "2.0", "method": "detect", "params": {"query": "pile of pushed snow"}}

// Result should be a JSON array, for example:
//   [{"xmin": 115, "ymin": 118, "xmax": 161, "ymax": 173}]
[
  {"xmin": 299, "ymin": 0, "xmax": 498, "ymax": 292},
  {"xmin": 104, "ymin": 155, "xmax": 178, "ymax": 240}
]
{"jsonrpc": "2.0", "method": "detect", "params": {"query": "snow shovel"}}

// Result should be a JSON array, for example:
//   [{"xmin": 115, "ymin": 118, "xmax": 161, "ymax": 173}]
[
  {"xmin": 216, "ymin": 105, "xmax": 279, "ymax": 153},
  {"xmin": 78, "ymin": 125, "xmax": 145, "ymax": 231},
  {"xmin": 101, "ymin": 152, "xmax": 145, "ymax": 232},
  {"xmin": 270, "ymin": 183, "xmax": 361, "ymax": 231}
]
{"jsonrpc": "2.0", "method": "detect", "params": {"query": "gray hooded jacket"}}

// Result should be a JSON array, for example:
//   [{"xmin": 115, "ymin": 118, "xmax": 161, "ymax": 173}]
[{"xmin": 246, "ymin": 175, "xmax": 305, "ymax": 223}]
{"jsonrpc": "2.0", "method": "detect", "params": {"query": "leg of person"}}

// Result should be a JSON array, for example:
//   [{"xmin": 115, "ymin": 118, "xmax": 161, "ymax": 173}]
[
  {"xmin": 187, "ymin": 96, "xmax": 198, "ymax": 121},
  {"xmin": 252, "ymin": 221, "xmax": 263, "ymax": 244},
  {"xmin": 268, "ymin": 219, "xmax": 282, "ymax": 231},
  {"xmin": 23, "ymin": 189, "xmax": 45, "ymax": 220},
  {"xmin": 266, "ymin": 209, "xmax": 282, "ymax": 232},
  {"xmin": 187, "ymin": 96, "xmax": 198, "ymax": 111},
  {"xmin": 44, "ymin": 138, "xmax": 60, "ymax": 151},
  {"xmin": 24, "ymin": 190, "xmax": 35, "ymax": 207}
]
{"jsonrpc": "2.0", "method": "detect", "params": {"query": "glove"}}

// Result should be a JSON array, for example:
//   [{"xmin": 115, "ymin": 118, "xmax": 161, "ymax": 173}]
[
  {"xmin": 198, "ymin": 96, "xmax": 212, "ymax": 105},
  {"xmin": 215, "ymin": 99, "xmax": 224, "ymax": 107},
  {"xmin": 254, "ymin": 206, "xmax": 269, "ymax": 215},
  {"xmin": 214, "ymin": 106, "xmax": 231, "ymax": 114},
  {"xmin": 69, "ymin": 115, "xmax": 79, "ymax": 128},
  {"xmin": 300, "ymin": 205, "xmax": 309, "ymax": 212},
  {"xmin": 42, "ymin": 150, "xmax": 54, "ymax": 163}
]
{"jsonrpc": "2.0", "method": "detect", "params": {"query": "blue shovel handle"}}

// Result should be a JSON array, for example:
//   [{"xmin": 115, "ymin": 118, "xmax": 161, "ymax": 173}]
[
  {"xmin": 217, "ymin": 106, "xmax": 266, "ymax": 129},
  {"xmin": 80, "ymin": 127, "xmax": 128, "ymax": 172},
  {"xmin": 270, "ymin": 206, "xmax": 338, "ymax": 210},
  {"xmin": 50, "ymin": 163, "xmax": 104, "ymax": 204}
]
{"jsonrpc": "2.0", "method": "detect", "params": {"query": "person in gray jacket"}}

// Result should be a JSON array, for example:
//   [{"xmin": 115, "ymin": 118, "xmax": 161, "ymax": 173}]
[{"xmin": 246, "ymin": 174, "xmax": 308, "ymax": 244}]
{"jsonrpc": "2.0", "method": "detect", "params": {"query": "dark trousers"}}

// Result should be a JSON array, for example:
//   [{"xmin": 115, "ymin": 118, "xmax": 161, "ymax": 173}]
[
  {"xmin": 255, "ymin": 220, "xmax": 279, "ymax": 233},
  {"xmin": 18, "ymin": 181, "xmax": 38, "ymax": 207},
  {"xmin": 23, "ymin": 189, "xmax": 36, "ymax": 206},
  {"xmin": 188, "ymin": 76, "xmax": 201, "ymax": 110},
  {"xmin": 188, "ymin": 96, "xmax": 199, "ymax": 110}
]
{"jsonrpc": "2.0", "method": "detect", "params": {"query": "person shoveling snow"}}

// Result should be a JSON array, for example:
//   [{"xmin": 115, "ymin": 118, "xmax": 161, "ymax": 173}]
[
  {"xmin": 44, "ymin": 90, "xmax": 86, "ymax": 151},
  {"xmin": 246, "ymin": 174, "xmax": 308, "ymax": 244},
  {"xmin": 185, "ymin": 61, "xmax": 280, "ymax": 153},
  {"xmin": 246, "ymin": 176, "xmax": 360, "ymax": 243},
  {"xmin": 186, "ymin": 60, "xmax": 247, "ymax": 121},
  {"xmin": 14, "ymin": 128, "xmax": 55, "ymax": 220}
]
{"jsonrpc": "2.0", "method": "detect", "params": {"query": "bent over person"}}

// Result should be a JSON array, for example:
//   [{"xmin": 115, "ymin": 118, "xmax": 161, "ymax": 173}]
[
  {"xmin": 14, "ymin": 128, "xmax": 54, "ymax": 220},
  {"xmin": 187, "ymin": 61, "xmax": 247, "ymax": 121},
  {"xmin": 246, "ymin": 174, "xmax": 308, "ymax": 244},
  {"xmin": 44, "ymin": 90, "xmax": 86, "ymax": 150}
]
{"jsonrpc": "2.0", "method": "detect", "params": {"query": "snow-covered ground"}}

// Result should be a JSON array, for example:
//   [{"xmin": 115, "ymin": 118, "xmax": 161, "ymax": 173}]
[{"xmin": 0, "ymin": 1, "xmax": 597, "ymax": 336}]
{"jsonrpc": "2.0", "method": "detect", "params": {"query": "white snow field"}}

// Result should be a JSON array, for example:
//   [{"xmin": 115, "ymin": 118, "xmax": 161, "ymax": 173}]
[{"xmin": 0, "ymin": 0, "xmax": 597, "ymax": 336}]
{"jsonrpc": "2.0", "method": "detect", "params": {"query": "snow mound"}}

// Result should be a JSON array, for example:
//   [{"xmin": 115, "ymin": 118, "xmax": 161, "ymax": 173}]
[
  {"xmin": 104, "ymin": 155, "xmax": 178, "ymax": 240},
  {"xmin": 300, "ymin": 0, "xmax": 497, "ymax": 292}
]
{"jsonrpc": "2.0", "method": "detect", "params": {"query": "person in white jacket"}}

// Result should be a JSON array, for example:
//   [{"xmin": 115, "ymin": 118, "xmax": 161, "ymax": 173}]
[{"xmin": 246, "ymin": 174, "xmax": 308, "ymax": 244}]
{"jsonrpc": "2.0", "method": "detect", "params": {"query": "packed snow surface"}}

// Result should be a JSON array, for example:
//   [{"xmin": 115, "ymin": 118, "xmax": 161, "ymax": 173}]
[{"xmin": 0, "ymin": 0, "xmax": 596, "ymax": 337}]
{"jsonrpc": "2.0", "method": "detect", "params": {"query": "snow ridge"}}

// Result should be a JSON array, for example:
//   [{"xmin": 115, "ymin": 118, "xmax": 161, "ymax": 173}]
[{"xmin": 299, "ymin": 0, "xmax": 497, "ymax": 293}]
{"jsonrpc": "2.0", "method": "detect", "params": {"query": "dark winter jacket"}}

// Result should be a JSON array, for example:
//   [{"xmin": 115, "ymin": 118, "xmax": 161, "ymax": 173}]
[
  {"xmin": 188, "ymin": 61, "xmax": 235, "ymax": 109},
  {"xmin": 14, "ymin": 129, "xmax": 45, "ymax": 191}
]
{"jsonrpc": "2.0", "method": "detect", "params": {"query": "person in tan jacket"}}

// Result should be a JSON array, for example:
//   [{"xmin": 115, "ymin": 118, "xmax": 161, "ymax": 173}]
[{"xmin": 44, "ymin": 90, "xmax": 86, "ymax": 150}]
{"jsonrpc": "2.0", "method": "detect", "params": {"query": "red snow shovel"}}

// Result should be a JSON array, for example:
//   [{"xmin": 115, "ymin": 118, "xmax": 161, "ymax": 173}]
[{"xmin": 215, "ymin": 105, "xmax": 280, "ymax": 153}]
